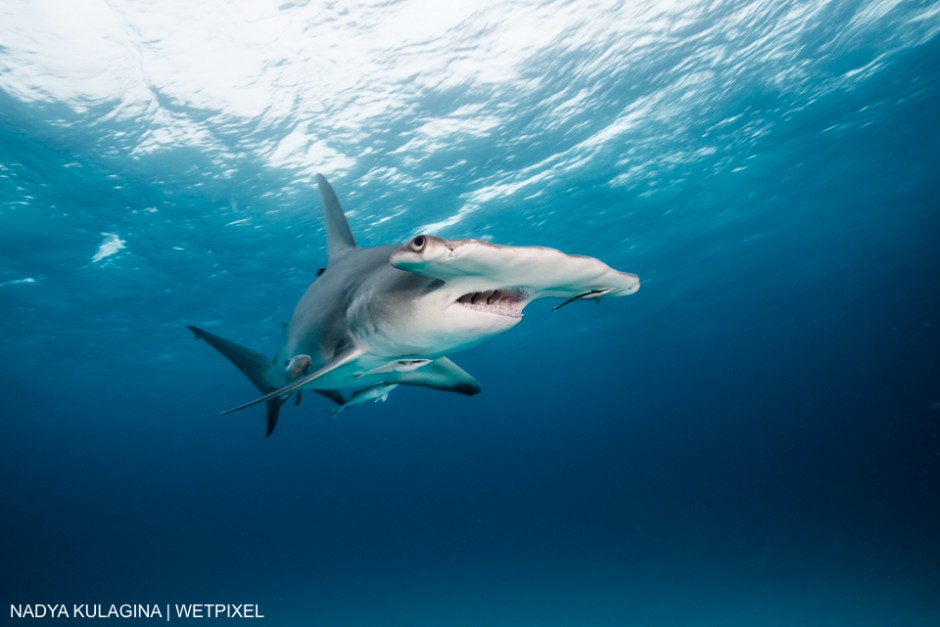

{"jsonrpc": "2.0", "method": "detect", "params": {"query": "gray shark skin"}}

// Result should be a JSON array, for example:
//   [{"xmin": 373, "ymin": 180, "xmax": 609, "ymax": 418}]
[{"xmin": 189, "ymin": 175, "xmax": 639, "ymax": 436}]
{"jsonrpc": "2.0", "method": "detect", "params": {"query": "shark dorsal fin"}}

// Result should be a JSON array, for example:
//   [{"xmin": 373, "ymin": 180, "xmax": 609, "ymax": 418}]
[{"xmin": 315, "ymin": 174, "xmax": 357, "ymax": 265}]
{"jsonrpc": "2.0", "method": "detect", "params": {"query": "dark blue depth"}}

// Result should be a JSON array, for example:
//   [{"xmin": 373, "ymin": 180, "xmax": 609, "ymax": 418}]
[{"xmin": 1, "ymin": 5, "xmax": 939, "ymax": 626}]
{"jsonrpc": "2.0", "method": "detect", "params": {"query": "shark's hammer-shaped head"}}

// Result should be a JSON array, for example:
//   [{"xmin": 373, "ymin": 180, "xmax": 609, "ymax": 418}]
[
  {"xmin": 393, "ymin": 234, "xmax": 528, "ymax": 317},
  {"xmin": 347, "ymin": 235, "xmax": 522, "ymax": 359},
  {"xmin": 387, "ymin": 233, "xmax": 640, "ymax": 354}
]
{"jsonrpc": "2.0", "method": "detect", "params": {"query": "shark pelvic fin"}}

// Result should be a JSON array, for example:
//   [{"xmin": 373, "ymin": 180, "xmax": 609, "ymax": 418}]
[
  {"xmin": 316, "ymin": 174, "xmax": 357, "ymax": 265},
  {"xmin": 221, "ymin": 348, "xmax": 364, "ymax": 416}
]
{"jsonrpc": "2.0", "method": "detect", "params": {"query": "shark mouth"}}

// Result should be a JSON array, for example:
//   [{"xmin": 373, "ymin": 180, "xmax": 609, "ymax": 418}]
[{"xmin": 454, "ymin": 288, "xmax": 527, "ymax": 318}]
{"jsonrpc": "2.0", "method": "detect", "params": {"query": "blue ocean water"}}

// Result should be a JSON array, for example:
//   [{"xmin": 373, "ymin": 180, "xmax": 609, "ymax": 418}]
[{"xmin": 2, "ymin": 1, "xmax": 939, "ymax": 624}]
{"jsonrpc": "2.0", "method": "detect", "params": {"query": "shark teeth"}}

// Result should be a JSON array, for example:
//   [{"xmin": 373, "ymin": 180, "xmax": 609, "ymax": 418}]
[{"xmin": 455, "ymin": 289, "xmax": 526, "ymax": 318}]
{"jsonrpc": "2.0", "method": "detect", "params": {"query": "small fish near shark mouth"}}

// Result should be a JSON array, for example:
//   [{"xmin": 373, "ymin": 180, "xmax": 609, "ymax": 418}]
[{"xmin": 189, "ymin": 175, "xmax": 640, "ymax": 436}]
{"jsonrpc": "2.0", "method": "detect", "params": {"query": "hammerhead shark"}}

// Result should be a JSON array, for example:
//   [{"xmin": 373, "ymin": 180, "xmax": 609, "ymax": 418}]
[{"xmin": 189, "ymin": 175, "xmax": 639, "ymax": 436}]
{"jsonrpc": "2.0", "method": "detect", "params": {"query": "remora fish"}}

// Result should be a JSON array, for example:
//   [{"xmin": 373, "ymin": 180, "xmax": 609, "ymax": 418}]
[
  {"xmin": 329, "ymin": 384, "xmax": 398, "ymax": 417},
  {"xmin": 189, "ymin": 175, "xmax": 639, "ymax": 436},
  {"xmin": 355, "ymin": 359, "xmax": 432, "ymax": 378}
]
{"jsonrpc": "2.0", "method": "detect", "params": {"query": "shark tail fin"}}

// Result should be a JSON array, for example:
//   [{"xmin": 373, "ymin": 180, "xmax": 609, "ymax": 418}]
[
  {"xmin": 316, "ymin": 174, "xmax": 357, "ymax": 265},
  {"xmin": 187, "ymin": 325, "xmax": 285, "ymax": 437}
]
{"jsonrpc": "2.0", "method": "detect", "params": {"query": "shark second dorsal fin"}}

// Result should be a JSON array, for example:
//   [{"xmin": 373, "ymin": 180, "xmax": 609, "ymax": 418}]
[{"xmin": 316, "ymin": 174, "xmax": 357, "ymax": 265}]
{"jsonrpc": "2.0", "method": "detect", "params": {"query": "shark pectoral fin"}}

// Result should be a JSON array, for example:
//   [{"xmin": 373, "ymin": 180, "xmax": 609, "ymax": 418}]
[
  {"xmin": 389, "ymin": 357, "xmax": 481, "ymax": 396},
  {"xmin": 221, "ymin": 348, "xmax": 364, "ymax": 416},
  {"xmin": 389, "ymin": 236, "xmax": 640, "ymax": 302}
]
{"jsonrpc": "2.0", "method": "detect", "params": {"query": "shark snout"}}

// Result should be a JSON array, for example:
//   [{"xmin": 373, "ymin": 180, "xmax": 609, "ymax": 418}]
[{"xmin": 619, "ymin": 272, "xmax": 640, "ymax": 295}]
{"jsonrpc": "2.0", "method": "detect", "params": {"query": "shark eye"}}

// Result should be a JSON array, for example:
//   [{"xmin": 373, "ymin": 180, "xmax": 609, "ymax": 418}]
[
  {"xmin": 410, "ymin": 235, "xmax": 427, "ymax": 252},
  {"xmin": 317, "ymin": 267, "xmax": 326, "ymax": 276}
]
